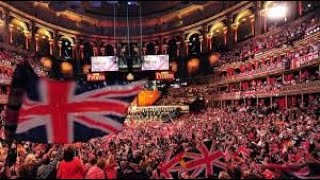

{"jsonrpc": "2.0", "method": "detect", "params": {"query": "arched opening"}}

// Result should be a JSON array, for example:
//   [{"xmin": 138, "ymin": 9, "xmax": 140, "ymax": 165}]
[
  {"xmin": 210, "ymin": 22, "xmax": 226, "ymax": 52},
  {"xmin": 61, "ymin": 37, "xmax": 73, "ymax": 59},
  {"xmin": 189, "ymin": 34, "xmax": 200, "ymax": 55},
  {"xmin": 83, "ymin": 42, "xmax": 93, "ymax": 63},
  {"xmin": 235, "ymin": 9, "xmax": 254, "ymax": 42},
  {"xmin": 105, "ymin": 44, "xmax": 114, "ymax": 56},
  {"xmin": 10, "ymin": 18, "xmax": 28, "ymax": 49},
  {"xmin": 168, "ymin": 39, "xmax": 177, "ymax": 59},
  {"xmin": 146, "ymin": 42, "xmax": 156, "ymax": 55},
  {"xmin": 264, "ymin": 1, "xmax": 288, "ymax": 32},
  {"xmin": 37, "ymin": 28, "xmax": 51, "ymax": 56}
]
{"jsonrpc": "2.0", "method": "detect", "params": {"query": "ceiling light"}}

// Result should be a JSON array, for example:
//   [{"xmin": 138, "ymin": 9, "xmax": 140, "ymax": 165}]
[
  {"xmin": 308, "ymin": 4, "xmax": 311, "ymax": 8},
  {"xmin": 267, "ymin": 4, "xmax": 287, "ymax": 20}
]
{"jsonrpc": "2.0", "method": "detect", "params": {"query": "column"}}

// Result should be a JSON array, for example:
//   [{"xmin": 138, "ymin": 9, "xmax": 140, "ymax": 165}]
[
  {"xmin": 199, "ymin": 36, "xmax": 203, "ymax": 53},
  {"xmin": 250, "ymin": 15, "xmax": 255, "ymax": 36},
  {"xmin": 35, "ymin": 34, "xmax": 40, "ymax": 52},
  {"xmin": 232, "ymin": 24, "xmax": 238, "ymax": 43},
  {"xmin": 254, "ymin": 1, "xmax": 263, "ymax": 36},
  {"xmin": 285, "ymin": 95, "xmax": 288, "ymax": 109},
  {"xmin": 270, "ymin": 97, "xmax": 273, "ymax": 107},
  {"xmin": 113, "ymin": 47, "xmax": 117, "ymax": 56},
  {"xmin": 71, "ymin": 44, "xmax": 76, "ymax": 59},
  {"xmin": 256, "ymin": 97, "xmax": 259, "ymax": 106},
  {"xmin": 155, "ymin": 46, "xmax": 159, "ymax": 55},
  {"xmin": 52, "ymin": 30, "xmax": 59, "ymax": 56},
  {"xmin": 223, "ymin": 27, "xmax": 228, "ymax": 46},
  {"xmin": 176, "ymin": 41, "xmax": 180, "ymax": 56},
  {"xmin": 100, "ymin": 47, "xmax": 106, "ymax": 56},
  {"xmin": 301, "ymin": 94, "xmax": 304, "ymax": 107},
  {"xmin": 184, "ymin": 40, "xmax": 189, "ymax": 56},
  {"xmin": 143, "ymin": 47, "xmax": 146, "ymax": 55},
  {"xmin": 80, "ymin": 45, "xmax": 84, "ymax": 60},
  {"xmin": 2, "ymin": 9, "xmax": 10, "ymax": 44},
  {"xmin": 24, "ymin": 32, "xmax": 30, "ymax": 50},
  {"xmin": 162, "ymin": 44, "xmax": 168, "ymax": 54},
  {"xmin": 49, "ymin": 39, "xmax": 54, "ymax": 55},
  {"xmin": 8, "ymin": 24, "xmax": 14, "ymax": 44},
  {"xmin": 93, "ymin": 47, "xmax": 98, "ymax": 56},
  {"xmin": 58, "ymin": 40, "xmax": 62, "ymax": 57},
  {"xmin": 298, "ymin": 1, "xmax": 303, "ymax": 17},
  {"xmin": 207, "ymin": 34, "xmax": 212, "ymax": 51}
]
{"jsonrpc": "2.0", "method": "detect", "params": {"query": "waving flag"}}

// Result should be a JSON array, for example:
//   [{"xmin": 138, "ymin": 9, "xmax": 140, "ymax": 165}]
[
  {"xmin": 183, "ymin": 141, "xmax": 227, "ymax": 178},
  {"xmin": 158, "ymin": 150, "xmax": 185, "ymax": 179},
  {"xmin": 7, "ymin": 73, "xmax": 144, "ymax": 143}
]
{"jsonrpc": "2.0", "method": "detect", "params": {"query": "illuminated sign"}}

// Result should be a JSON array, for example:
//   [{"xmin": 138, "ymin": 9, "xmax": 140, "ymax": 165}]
[
  {"xmin": 87, "ymin": 73, "xmax": 106, "ymax": 81},
  {"xmin": 155, "ymin": 71, "xmax": 175, "ymax": 81}
]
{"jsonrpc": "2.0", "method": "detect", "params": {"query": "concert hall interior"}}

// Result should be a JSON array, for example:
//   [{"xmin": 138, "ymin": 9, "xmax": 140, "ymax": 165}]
[{"xmin": 0, "ymin": 1, "xmax": 320, "ymax": 179}]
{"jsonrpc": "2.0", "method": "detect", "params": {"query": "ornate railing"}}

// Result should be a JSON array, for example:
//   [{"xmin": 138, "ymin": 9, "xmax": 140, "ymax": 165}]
[{"xmin": 206, "ymin": 80, "xmax": 320, "ymax": 101}]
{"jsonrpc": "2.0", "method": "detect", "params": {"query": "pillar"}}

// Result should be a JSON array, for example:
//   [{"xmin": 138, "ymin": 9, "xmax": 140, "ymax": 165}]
[
  {"xmin": 49, "ymin": 39, "xmax": 54, "ymax": 55},
  {"xmin": 24, "ymin": 32, "xmax": 30, "ymax": 50},
  {"xmin": 35, "ymin": 34, "xmax": 40, "ymax": 52},
  {"xmin": 270, "ymin": 97, "xmax": 273, "ymax": 107},
  {"xmin": 100, "ymin": 47, "xmax": 106, "ymax": 56},
  {"xmin": 298, "ymin": 1, "xmax": 303, "ymax": 17},
  {"xmin": 71, "ymin": 44, "xmax": 76, "ymax": 59},
  {"xmin": 93, "ymin": 47, "xmax": 98, "ymax": 56},
  {"xmin": 207, "ymin": 34, "xmax": 212, "ymax": 51},
  {"xmin": 223, "ymin": 27, "xmax": 228, "ymax": 46},
  {"xmin": 250, "ymin": 15, "xmax": 255, "ymax": 36},
  {"xmin": 184, "ymin": 40, "xmax": 189, "ymax": 56},
  {"xmin": 199, "ymin": 36, "xmax": 203, "ymax": 53},
  {"xmin": 80, "ymin": 45, "xmax": 84, "ymax": 60},
  {"xmin": 155, "ymin": 46, "xmax": 159, "ymax": 55},
  {"xmin": 301, "ymin": 94, "xmax": 304, "ymax": 107},
  {"xmin": 113, "ymin": 48, "xmax": 117, "ymax": 56},
  {"xmin": 2, "ymin": 9, "xmax": 10, "ymax": 44},
  {"xmin": 285, "ymin": 95, "xmax": 288, "ymax": 109},
  {"xmin": 142, "ymin": 47, "xmax": 146, "ymax": 55},
  {"xmin": 254, "ymin": 1, "xmax": 263, "ymax": 36},
  {"xmin": 232, "ymin": 24, "xmax": 238, "ymax": 43},
  {"xmin": 176, "ymin": 41, "xmax": 181, "ymax": 56},
  {"xmin": 58, "ymin": 40, "xmax": 62, "ymax": 57},
  {"xmin": 162, "ymin": 44, "xmax": 168, "ymax": 54},
  {"xmin": 8, "ymin": 24, "xmax": 14, "ymax": 44}
]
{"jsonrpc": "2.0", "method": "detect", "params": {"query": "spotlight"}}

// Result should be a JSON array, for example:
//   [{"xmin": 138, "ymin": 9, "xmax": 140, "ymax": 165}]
[
  {"xmin": 308, "ymin": 4, "xmax": 311, "ymax": 8},
  {"xmin": 267, "ymin": 4, "xmax": 287, "ymax": 20}
]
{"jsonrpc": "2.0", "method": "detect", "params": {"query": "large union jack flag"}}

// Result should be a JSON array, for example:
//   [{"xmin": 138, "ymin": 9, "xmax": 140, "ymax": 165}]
[
  {"xmin": 14, "ymin": 77, "xmax": 144, "ymax": 144},
  {"xmin": 182, "ymin": 141, "xmax": 227, "ymax": 178}
]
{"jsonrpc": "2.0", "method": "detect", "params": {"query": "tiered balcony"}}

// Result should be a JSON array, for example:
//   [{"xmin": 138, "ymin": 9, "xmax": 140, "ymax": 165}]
[{"xmin": 206, "ymin": 80, "xmax": 320, "ymax": 101}]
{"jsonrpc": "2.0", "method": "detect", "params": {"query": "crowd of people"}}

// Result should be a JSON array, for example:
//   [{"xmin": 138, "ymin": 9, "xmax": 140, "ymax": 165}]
[
  {"xmin": 218, "ymin": 15, "xmax": 320, "ymax": 67},
  {"xmin": 0, "ymin": 105, "xmax": 318, "ymax": 179}
]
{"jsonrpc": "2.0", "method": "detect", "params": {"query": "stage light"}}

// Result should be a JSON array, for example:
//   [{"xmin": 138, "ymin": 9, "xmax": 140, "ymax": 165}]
[
  {"xmin": 127, "ymin": 73, "xmax": 134, "ymax": 81},
  {"xmin": 267, "ymin": 4, "xmax": 287, "ymax": 20}
]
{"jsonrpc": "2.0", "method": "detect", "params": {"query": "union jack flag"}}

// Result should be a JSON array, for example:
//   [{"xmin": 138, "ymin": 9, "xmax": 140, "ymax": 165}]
[
  {"xmin": 14, "ymin": 77, "xmax": 144, "ymax": 144},
  {"xmin": 183, "ymin": 141, "xmax": 227, "ymax": 178}
]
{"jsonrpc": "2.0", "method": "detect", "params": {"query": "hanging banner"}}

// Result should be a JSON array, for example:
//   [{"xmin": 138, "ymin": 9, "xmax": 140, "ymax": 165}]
[
  {"xmin": 87, "ymin": 73, "xmax": 106, "ymax": 81},
  {"xmin": 155, "ymin": 71, "xmax": 175, "ymax": 81}
]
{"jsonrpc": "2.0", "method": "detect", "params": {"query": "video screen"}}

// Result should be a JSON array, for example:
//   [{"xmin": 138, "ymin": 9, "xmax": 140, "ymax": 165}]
[
  {"xmin": 91, "ymin": 56, "xmax": 119, "ymax": 72},
  {"xmin": 142, "ymin": 55, "xmax": 169, "ymax": 71}
]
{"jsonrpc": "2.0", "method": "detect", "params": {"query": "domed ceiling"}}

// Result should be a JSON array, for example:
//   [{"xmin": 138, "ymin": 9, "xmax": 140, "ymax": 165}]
[{"xmin": 44, "ymin": 1, "xmax": 208, "ymax": 18}]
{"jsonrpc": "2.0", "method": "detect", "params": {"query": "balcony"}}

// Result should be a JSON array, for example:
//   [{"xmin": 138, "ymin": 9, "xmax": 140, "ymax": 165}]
[{"xmin": 206, "ymin": 80, "xmax": 320, "ymax": 101}]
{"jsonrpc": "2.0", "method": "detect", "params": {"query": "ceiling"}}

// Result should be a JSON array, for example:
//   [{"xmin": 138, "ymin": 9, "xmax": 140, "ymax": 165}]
[{"xmin": 45, "ymin": 1, "xmax": 208, "ymax": 18}]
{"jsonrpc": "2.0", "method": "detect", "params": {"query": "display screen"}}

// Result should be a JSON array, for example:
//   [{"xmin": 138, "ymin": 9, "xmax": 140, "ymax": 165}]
[
  {"xmin": 91, "ymin": 56, "xmax": 119, "ymax": 72},
  {"xmin": 142, "ymin": 55, "xmax": 169, "ymax": 71}
]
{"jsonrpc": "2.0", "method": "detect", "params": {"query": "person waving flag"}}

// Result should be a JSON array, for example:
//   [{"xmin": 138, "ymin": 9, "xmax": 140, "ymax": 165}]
[{"xmin": 4, "ymin": 59, "xmax": 145, "ymax": 144}]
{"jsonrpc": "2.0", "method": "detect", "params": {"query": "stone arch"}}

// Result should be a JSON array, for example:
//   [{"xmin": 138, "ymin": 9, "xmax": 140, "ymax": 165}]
[{"xmin": 186, "ymin": 30, "xmax": 201, "ymax": 41}]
